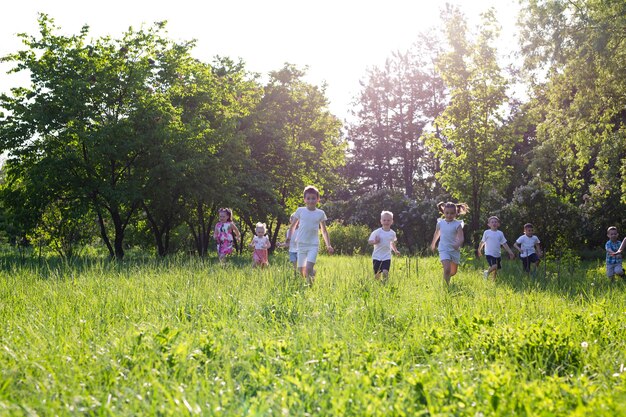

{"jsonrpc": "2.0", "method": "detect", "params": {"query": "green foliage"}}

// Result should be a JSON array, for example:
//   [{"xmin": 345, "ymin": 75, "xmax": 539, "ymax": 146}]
[
  {"xmin": 427, "ymin": 6, "xmax": 519, "ymax": 237},
  {"xmin": 496, "ymin": 180, "xmax": 581, "ymax": 250},
  {"xmin": 323, "ymin": 189, "xmax": 441, "ymax": 252},
  {"xmin": 321, "ymin": 224, "xmax": 370, "ymax": 255}
]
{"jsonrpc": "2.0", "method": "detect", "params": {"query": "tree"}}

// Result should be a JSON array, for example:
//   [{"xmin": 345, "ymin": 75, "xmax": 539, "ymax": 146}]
[
  {"xmin": 427, "ymin": 6, "xmax": 517, "ymax": 239},
  {"xmin": 519, "ymin": 0, "xmax": 626, "ymax": 209},
  {"xmin": 0, "ymin": 15, "xmax": 201, "ymax": 259},
  {"xmin": 346, "ymin": 34, "xmax": 445, "ymax": 198},
  {"xmin": 241, "ymin": 64, "xmax": 345, "ymax": 250}
]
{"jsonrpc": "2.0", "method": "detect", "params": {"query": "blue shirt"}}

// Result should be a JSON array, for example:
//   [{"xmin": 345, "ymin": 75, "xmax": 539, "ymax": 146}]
[{"xmin": 606, "ymin": 240, "xmax": 622, "ymax": 265}]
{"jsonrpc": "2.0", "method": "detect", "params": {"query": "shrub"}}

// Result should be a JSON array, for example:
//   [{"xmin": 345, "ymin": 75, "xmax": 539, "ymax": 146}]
[{"xmin": 321, "ymin": 224, "xmax": 370, "ymax": 255}]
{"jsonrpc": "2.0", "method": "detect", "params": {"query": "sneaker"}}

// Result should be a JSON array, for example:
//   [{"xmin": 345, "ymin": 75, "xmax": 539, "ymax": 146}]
[{"xmin": 483, "ymin": 270, "xmax": 489, "ymax": 279}]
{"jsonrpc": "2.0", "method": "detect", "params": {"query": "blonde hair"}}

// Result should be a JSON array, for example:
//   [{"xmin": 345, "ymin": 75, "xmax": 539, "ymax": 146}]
[
  {"xmin": 255, "ymin": 222, "xmax": 267, "ymax": 234},
  {"xmin": 303, "ymin": 185, "xmax": 320, "ymax": 199},
  {"xmin": 487, "ymin": 216, "xmax": 500, "ymax": 223},
  {"xmin": 380, "ymin": 210, "xmax": 394, "ymax": 219}
]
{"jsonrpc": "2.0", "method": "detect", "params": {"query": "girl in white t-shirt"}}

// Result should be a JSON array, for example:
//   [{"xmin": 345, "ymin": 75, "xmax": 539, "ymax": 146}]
[
  {"xmin": 368, "ymin": 211, "xmax": 400, "ymax": 282},
  {"xmin": 249, "ymin": 222, "xmax": 271, "ymax": 268},
  {"xmin": 430, "ymin": 202, "xmax": 468, "ymax": 285}
]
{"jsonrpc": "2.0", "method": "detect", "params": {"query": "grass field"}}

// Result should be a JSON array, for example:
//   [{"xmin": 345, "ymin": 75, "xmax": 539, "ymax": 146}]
[{"xmin": 1, "ymin": 253, "xmax": 625, "ymax": 416}]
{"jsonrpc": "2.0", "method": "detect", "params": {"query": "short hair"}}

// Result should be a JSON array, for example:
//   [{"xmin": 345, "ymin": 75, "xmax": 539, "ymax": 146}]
[
  {"xmin": 437, "ymin": 201, "xmax": 469, "ymax": 215},
  {"xmin": 487, "ymin": 216, "xmax": 500, "ymax": 223},
  {"xmin": 607, "ymin": 226, "xmax": 618, "ymax": 233},
  {"xmin": 380, "ymin": 210, "xmax": 394, "ymax": 219},
  {"xmin": 218, "ymin": 207, "xmax": 233, "ymax": 222},
  {"xmin": 303, "ymin": 185, "xmax": 320, "ymax": 199},
  {"xmin": 255, "ymin": 222, "xmax": 267, "ymax": 234},
  {"xmin": 524, "ymin": 223, "xmax": 534, "ymax": 229}
]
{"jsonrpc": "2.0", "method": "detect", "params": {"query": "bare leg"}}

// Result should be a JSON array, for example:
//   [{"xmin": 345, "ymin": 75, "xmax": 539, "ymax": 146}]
[
  {"xmin": 305, "ymin": 261, "xmax": 316, "ymax": 286},
  {"xmin": 442, "ymin": 260, "xmax": 452, "ymax": 285}
]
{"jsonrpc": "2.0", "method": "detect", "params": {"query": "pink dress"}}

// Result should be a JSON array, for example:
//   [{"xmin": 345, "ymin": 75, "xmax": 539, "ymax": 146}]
[
  {"xmin": 215, "ymin": 221, "xmax": 235, "ymax": 257},
  {"xmin": 252, "ymin": 236, "xmax": 270, "ymax": 265}
]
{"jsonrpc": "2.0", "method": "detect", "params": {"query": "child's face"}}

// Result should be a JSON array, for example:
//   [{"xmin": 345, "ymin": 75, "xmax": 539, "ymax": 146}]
[
  {"xmin": 304, "ymin": 192, "xmax": 319, "ymax": 209},
  {"xmin": 524, "ymin": 227, "xmax": 534, "ymax": 237},
  {"xmin": 255, "ymin": 227, "xmax": 264, "ymax": 237},
  {"xmin": 380, "ymin": 214, "xmax": 393, "ymax": 229},
  {"xmin": 487, "ymin": 218, "xmax": 499, "ymax": 230},
  {"xmin": 608, "ymin": 229, "xmax": 619, "ymax": 241},
  {"xmin": 219, "ymin": 211, "xmax": 228, "ymax": 222},
  {"xmin": 443, "ymin": 207, "xmax": 457, "ymax": 221}
]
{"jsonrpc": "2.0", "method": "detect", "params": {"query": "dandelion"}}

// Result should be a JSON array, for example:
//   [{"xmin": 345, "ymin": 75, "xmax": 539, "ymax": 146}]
[{"xmin": 581, "ymin": 341, "xmax": 588, "ymax": 349}]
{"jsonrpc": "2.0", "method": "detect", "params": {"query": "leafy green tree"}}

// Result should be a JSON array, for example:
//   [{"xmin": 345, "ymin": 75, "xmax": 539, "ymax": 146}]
[
  {"xmin": 346, "ymin": 34, "xmax": 445, "ymax": 198},
  {"xmin": 427, "ymin": 6, "xmax": 517, "ymax": 239},
  {"xmin": 0, "ymin": 15, "xmax": 201, "ymax": 259},
  {"xmin": 174, "ymin": 58, "xmax": 260, "ymax": 257},
  {"xmin": 519, "ymin": 0, "xmax": 626, "ymax": 210},
  {"xmin": 241, "ymin": 64, "xmax": 344, "ymax": 249}
]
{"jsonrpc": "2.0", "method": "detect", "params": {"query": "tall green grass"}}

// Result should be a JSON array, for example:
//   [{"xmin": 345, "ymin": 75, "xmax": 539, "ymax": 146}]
[{"xmin": 0, "ymin": 253, "xmax": 625, "ymax": 416}]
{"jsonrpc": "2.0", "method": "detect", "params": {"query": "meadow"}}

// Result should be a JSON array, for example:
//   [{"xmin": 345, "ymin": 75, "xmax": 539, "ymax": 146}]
[{"xmin": 0, "ymin": 252, "xmax": 625, "ymax": 416}]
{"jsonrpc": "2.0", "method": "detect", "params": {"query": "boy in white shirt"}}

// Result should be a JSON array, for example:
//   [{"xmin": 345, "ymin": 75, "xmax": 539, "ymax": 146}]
[
  {"xmin": 368, "ymin": 211, "xmax": 400, "ymax": 282},
  {"xmin": 287, "ymin": 186, "xmax": 334, "ymax": 286},
  {"xmin": 477, "ymin": 216, "xmax": 515, "ymax": 280},
  {"xmin": 514, "ymin": 223, "xmax": 542, "ymax": 273}
]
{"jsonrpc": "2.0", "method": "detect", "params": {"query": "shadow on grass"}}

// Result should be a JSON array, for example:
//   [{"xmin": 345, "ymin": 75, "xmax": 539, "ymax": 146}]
[{"xmin": 465, "ymin": 256, "xmax": 626, "ymax": 299}]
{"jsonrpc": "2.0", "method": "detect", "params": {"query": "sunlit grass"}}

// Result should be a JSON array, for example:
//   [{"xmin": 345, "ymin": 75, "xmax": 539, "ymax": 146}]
[{"xmin": 1, "ymin": 253, "xmax": 625, "ymax": 415}]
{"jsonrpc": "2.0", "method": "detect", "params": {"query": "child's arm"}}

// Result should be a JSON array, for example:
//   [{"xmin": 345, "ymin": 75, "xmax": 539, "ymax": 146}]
[
  {"xmin": 616, "ymin": 240, "xmax": 625, "ymax": 255},
  {"xmin": 535, "ymin": 240, "xmax": 542, "ymax": 257},
  {"xmin": 513, "ymin": 241, "xmax": 522, "ymax": 252},
  {"xmin": 264, "ymin": 237, "xmax": 271, "ymax": 249},
  {"xmin": 430, "ymin": 224, "xmax": 440, "ymax": 252},
  {"xmin": 248, "ymin": 239, "xmax": 255, "ymax": 248},
  {"xmin": 391, "ymin": 240, "xmax": 400, "ymax": 255},
  {"xmin": 453, "ymin": 225, "xmax": 464, "ymax": 250},
  {"xmin": 502, "ymin": 242, "xmax": 515, "ymax": 259},
  {"xmin": 214, "ymin": 224, "xmax": 220, "ymax": 240},
  {"xmin": 320, "ymin": 221, "xmax": 334, "ymax": 254},
  {"xmin": 286, "ymin": 220, "xmax": 298, "ymax": 244},
  {"xmin": 477, "ymin": 241, "xmax": 485, "ymax": 257},
  {"xmin": 368, "ymin": 231, "xmax": 380, "ymax": 245},
  {"xmin": 232, "ymin": 223, "xmax": 241, "ymax": 241}
]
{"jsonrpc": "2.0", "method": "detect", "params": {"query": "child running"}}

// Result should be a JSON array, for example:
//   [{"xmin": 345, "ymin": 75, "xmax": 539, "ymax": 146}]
[
  {"xmin": 368, "ymin": 210, "xmax": 400, "ymax": 282},
  {"xmin": 514, "ymin": 223, "xmax": 542, "ymax": 274},
  {"xmin": 430, "ymin": 202, "xmax": 468, "ymax": 285},
  {"xmin": 287, "ymin": 186, "xmax": 334, "ymax": 286},
  {"xmin": 214, "ymin": 208, "xmax": 241, "ymax": 264},
  {"xmin": 250, "ymin": 222, "xmax": 271, "ymax": 268},
  {"xmin": 477, "ymin": 216, "xmax": 515, "ymax": 280},
  {"xmin": 605, "ymin": 226, "xmax": 624, "ymax": 280}
]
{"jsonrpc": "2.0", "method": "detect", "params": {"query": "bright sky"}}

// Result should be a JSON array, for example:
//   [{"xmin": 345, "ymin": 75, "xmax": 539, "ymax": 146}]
[{"xmin": 1, "ymin": 0, "xmax": 520, "ymax": 121}]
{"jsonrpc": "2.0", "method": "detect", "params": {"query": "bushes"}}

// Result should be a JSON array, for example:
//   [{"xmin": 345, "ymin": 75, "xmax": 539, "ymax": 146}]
[{"xmin": 321, "ymin": 224, "xmax": 370, "ymax": 255}]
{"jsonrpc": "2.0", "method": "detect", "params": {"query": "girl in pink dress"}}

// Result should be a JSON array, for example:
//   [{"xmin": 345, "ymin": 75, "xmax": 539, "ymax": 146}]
[
  {"xmin": 214, "ymin": 208, "xmax": 241, "ymax": 263},
  {"xmin": 250, "ymin": 222, "xmax": 271, "ymax": 268}
]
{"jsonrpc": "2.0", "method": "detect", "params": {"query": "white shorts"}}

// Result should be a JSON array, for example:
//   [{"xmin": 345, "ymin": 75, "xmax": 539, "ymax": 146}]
[
  {"xmin": 607, "ymin": 263, "xmax": 623, "ymax": 277},
  {"xmin": 439, "ymin": 250, "xmax": 460, "ymax": 265},
  {"xmin": 297, "ymin": 245, "xmax": 319, "ymax": 268}
]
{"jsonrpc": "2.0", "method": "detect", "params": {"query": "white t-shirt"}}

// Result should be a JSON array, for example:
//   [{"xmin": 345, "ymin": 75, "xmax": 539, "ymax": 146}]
[
  {"xmin": 252, "ymin": 236, "xmax": 270, "ymax": 250},
  {"xmin": 293, "ymin": 207, "xmax": 327, "ymax": 246},
  {"xmin": 481, "ymin": 229, "xmax": 507, "ymax": 257},
  {"xmin": 516, "ymin": 235, "xmax": 540, "ymax": 257},
  {"xmin": 437, "ymin": 219, "xmax": 463, "ymax": 252},
  {"xmin": 368, "ymin": 228, "xmax": 397, "ymax": 261}
]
